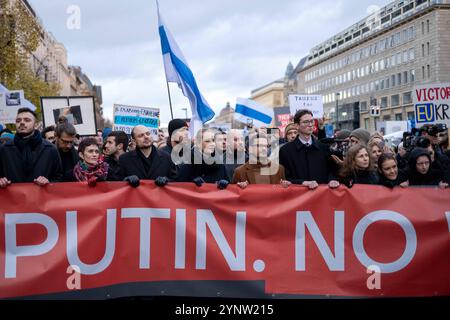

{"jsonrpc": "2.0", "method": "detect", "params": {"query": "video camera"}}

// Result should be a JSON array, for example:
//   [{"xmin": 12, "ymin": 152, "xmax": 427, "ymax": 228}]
[
  {"xmin": 424, "ymin": 123, "xmax": 447, "ymax": 137},
  {"xmin": 321, "ymin": 137, "xmax": 350, "ymax": 160},
  {"xmin": 402, "ymin": 128, "xmax": 420, "ymax": 152}
]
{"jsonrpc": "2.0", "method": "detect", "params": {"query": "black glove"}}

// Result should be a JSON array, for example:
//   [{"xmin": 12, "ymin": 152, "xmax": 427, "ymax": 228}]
[
  {"xmin": 217, "ymin": 179, "xmax": 229, "ymax": 190},
  {"xmin": 155, "ymin": 176, "xmax": 169, "ymax": 187},
  {"xmin": 124, "ymin": 175, "xmax": 140, "ymax": 188},
  {"xmin": 193, "ymin": 177, "xmax": 205, "ymax": 187}
]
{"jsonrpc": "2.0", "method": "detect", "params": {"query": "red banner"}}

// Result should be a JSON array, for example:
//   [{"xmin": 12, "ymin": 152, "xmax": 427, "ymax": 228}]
[{"xmin": 1, "ymin": 182, "xmax": 449, "ymax": 299}]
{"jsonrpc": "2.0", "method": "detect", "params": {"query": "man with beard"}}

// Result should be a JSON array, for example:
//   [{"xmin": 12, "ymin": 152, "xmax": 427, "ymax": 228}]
[
  {"xmin": 103, "ymin": 131, "xmax": 128, "ymax": 181},
  {"xmin": 118, "ymin": 125, "xmax": 176, "ymax": 188},
  {"xmin": 0, "ymin": 108, "xmax": 62, "ymax": 188},
  {"xmin": 55, "ymin": 122, "xmax": 79, "ymax": 181}
]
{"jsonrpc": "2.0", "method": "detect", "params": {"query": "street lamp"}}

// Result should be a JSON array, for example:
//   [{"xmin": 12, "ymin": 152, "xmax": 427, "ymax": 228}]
[
  {"xmin": 181, "ymin": 108, "xmax": 188, "ymax": 120},
  {"xmin": 335, "ymin": 92, "xmax": 341, "ymax": 130}
]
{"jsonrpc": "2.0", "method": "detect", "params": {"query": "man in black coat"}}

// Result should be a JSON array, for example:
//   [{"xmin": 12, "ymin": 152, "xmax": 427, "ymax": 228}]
[
  {"xmin": 103, "ymin": 130, "xmax": 128, "ymax": 181},
  {"xmin": 0, "ymin": 108, "xmax": 62, "ymax": 188},
  {"xmin": 279, "ymin": 109, "xmax": 339, "ymax": 190},
  {"xmin": 118, "ymin": 125, "xmax": 176, "ymax": 187},
  {"xmin": 55, "ymin": 122, "xmax": 79, "ymax": 181}
]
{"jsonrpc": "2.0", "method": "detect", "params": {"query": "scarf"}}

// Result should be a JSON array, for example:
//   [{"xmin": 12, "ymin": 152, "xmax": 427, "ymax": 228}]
[
  {"xmin": 13, "ymin": 130, "xmax": 43, "ymax": 177},
  {"xmin": 73, "ymin": 160, "xmax": 109, "ymax": 184}
]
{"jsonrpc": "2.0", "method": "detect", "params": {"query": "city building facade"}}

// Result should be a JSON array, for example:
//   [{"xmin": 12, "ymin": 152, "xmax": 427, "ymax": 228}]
[{"xmin": 288, "ymin": 0, "xmax": 450, "ymax": 131}]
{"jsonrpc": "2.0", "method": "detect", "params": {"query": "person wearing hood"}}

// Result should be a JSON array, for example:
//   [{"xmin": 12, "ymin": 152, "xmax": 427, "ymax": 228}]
[
  {"xmin": 349, "ymin": 128, "xmax": 371, "ymax": 147},
  {"xmin": 407, "ymin": 148, "xmax": 448, "ymax": 188},
  {"xmin": 377, "ymin": 153, "xmax": 409, "ymax": 188},
  {"xmin": 284, "ymin": 123, "xmax": 298, "ymax": 144},
  {"xmin": 338, "ymin": 144, "xmax": 379, "ymax": 188},
  {"xmin": 176, "ymin": 128, "xmax": 230, "ymax": 189},
  {"xmin": 0, "ymin": 108, "xmax": 62, "ymax": 188}
]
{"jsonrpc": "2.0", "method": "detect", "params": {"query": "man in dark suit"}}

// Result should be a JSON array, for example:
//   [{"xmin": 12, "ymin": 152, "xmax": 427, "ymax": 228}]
[
  {"xmin": 118, "ymin": 125, "xmax": 176, "ymax": 188},
  {"xmin": 279, "ymin": 109, "xmax": 340, "ymax": 190},
  {"xmin": 0, "ymin": 108, "xmax": 62, "ymax": 188}
]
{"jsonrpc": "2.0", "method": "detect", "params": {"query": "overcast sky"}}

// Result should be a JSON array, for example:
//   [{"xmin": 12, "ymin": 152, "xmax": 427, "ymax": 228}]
[{"xmin": 28, "ymin": 0, "xmax": 391, "ymax": 125}]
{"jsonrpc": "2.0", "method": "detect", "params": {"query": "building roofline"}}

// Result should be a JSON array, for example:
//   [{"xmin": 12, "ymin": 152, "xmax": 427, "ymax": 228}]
[{"xmin": 251, "ymin": 78, "xmax": 284, "ymax": 95}]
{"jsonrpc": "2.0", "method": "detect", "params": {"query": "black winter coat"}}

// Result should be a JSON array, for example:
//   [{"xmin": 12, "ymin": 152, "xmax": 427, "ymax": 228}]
[
  {"xmin": 279, "ymin": 136, "xmax": 334, "ymax": 184},
  {"xmin": 118, "ymin": 146, "xmax": 176, "ymax": 180},
  {"xmin": 0, "ymin": 138, "xmax": 62, "ymax": 183}
]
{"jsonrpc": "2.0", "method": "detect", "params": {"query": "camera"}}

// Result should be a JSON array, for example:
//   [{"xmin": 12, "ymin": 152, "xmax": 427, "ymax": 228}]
[
  {"xmin": 424, "ymin": 123, "xmax": 447, "ymax": 137},
  {"xmin": 321, "ymin": 138, "xmax": 349, "ymax": 160}
]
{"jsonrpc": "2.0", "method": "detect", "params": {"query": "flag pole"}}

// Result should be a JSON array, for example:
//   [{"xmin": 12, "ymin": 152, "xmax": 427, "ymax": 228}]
[{"xmin": 165, "ymin": 81, "xmax": 174, "ymax": 120}]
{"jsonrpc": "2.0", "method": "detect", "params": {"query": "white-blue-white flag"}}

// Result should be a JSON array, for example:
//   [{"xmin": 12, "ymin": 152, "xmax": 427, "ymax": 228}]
[
  {"xmin": 157, "ymin": 2, "xmax": 215, "ymax": 126},
  {"xmin": 0, "ymin": 83, "xmax": 37, "ymax": 111},
  {"xmin": 234, "ymin": 98, "xmax": 274, "ymax": 128}
]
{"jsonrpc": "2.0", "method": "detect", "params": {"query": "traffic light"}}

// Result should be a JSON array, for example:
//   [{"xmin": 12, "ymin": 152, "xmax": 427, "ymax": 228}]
[{"xmin": 370, "ymin": 105, "xmax": 380, "ymax": 117}]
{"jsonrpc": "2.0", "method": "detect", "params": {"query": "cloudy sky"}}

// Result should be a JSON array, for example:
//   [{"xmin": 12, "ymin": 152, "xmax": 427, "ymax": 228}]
[{"xmin": 28, "ymin": 0, "xmax": 391, "ymax": 125}]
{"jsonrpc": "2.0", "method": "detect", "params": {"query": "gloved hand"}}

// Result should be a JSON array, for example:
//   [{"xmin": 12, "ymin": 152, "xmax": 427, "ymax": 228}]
[
  {"xmin": 87, "ymin": 176, "xmax": 97, "ymax": 187},
  {"xmin": 217, "ymin": 179, "xmax": 229, "ymax": 190},
  {"xmin": 193, "ymin": 177, "xmax": 205, "ymax": 187},
  {"xmin": 124, "ymin": 175, "xmax": 140, "ymax": 188},
  {"xmin": 155, "ymin": 176, "xmax": 169, "ymax": 187}
]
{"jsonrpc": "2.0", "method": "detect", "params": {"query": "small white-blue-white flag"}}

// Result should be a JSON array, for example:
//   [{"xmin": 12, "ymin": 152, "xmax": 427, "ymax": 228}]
[
  {"xmin": 234, "ymin": 98, "xmax": 274, "ymax": 128},
  {"xmin": 157, "ymin": 1, "xmax": 215, "ymax": 126}
]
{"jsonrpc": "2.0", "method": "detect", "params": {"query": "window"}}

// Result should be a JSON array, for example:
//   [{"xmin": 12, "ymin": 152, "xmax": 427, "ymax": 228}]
[
  {"xmin": 427, "ymin": 20, "xmax": 430, "ymax": 33},
  {"xmin": 398, "ymin": 73, "xmax": 402, "ymax": 85},
  {"xmin": 403, "ymin": 50, "xmax": 408, "ymax": 63},
  {"xmin": 381, "ymin": 79, "xmax": 385, "ymax": 90},
  {"xmin": 427, "ymin": 65, "xmax": 431, "ymax": 78},
  {"xmin": 422, "ymin": 21, "xmax": 425, "ymax": 35},
  {"xmin": 422, "ymin": 66, "xmax": 425, "ymax": 79},
  {"xmin": 361, "ymin": 101, "xmax": 368, "ymax": 111},
  {"xmin": 403, "ymin": 92, "xmax": 412, "ymax": 104},
  {"xmin": 403, "ymin": 71, "xmax": 409, "ymax": 84},
  {"xmin": 364, "ymin": 118, "xmax": 370, "ymax": 130},
  {"xmin": 392, "ymin": 74, "xmax": 396, "ymax": 87},
  {"xmin": 381, "ymin": 97, "xmax": 388, "ymax": 108},
  {"xmin": 386, "ymin": 77, "xmax": 390, "ymax": 89},
  {"xmin": 391, "ymin": 55, "xmax": 396, "ymax": 67},
  {"xmin": 409, "ymin": 48, "xmax": 415, "ymax": 61},
  {"xmin": 407, "ymin": 112, "xmax": 415, "ymax": 121},
  {"xmin": 391, "ymin": 94, "xmax": 400, "ymax": 107},
  {"xmin": 395, "ymin": 113, "xmax": 403, "ymax": 121},
  {"xmin": 410, "ymin": 69, "xmax": 416, "ymax": 82},
  {"xmin": 422, "ymin": 44, "xmax": 425, "ymax": 57},
  {"xmin": 427, "ymin": 42, "xmax": 430, "ymax": 56}
]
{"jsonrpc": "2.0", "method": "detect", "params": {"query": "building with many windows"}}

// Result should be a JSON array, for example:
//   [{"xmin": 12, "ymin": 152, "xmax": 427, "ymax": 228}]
[{"xmin": 287, "ymin": 0, "xmax": 450, "ymax": 131}]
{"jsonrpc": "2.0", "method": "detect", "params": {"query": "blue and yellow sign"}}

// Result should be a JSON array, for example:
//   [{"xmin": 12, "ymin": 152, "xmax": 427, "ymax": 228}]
[{"xmin": 415, "ymin": 103, "xmax": 435, "ymax": 123}]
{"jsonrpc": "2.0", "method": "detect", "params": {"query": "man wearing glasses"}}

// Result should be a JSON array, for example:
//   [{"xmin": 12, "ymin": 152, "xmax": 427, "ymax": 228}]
[
  {"xmin": 279, "ymin": 109, "xmax": 340, "ymax": 190},
  {"xmin": 55, "ymin": 122, "xmax": 79, "ymax": 181}
]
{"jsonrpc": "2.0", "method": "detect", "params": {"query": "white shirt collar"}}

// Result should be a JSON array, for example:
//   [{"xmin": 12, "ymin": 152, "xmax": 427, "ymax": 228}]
[{"xmin": 298, "ymin": 135, "xmax": 313, "ymax": 146}]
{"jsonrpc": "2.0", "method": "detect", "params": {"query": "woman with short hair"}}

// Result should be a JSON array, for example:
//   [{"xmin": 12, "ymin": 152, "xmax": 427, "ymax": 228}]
[{"xmin": 73, "ymin": 137, "xmax": 109, "ymax": 186}]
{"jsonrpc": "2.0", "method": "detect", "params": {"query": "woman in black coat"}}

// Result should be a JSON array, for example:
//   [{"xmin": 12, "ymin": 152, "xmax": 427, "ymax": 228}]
[
  {"xmin": 377, "ymin": 153, "xmax": 409, "ymax": 188},
  {"xmin": 338, "ymin": 144, "xmax": 379, "ymax": 188},
  {"xmin": 176, "ymin": 128, "xmax": 230, "ymax": 189},
  {"xmin": 407, "ymin": 148, "xmax": 448, "ymax": 188}
]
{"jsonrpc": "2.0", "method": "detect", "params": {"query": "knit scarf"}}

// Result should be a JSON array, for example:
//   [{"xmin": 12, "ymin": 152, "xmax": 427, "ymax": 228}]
[
  {"xmin": 13, "ymin": 130, "xmax": 42, "ymax": 177},
  {"xmin": 73, "ymin": 160, "xmax": 109, "ymax": 183}
]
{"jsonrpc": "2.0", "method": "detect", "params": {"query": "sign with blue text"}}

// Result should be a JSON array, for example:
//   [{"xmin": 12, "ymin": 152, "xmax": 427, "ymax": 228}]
[
  {"xmin": 413, "ymin": 84, "xmax": 450, "ymax": 126},
  {"xmin": 113, "ymin": 104, "xmax": 160, "ymax": 136}
]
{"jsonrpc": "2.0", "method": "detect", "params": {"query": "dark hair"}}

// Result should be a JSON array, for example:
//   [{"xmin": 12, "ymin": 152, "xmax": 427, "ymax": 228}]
[
  {"xmin": 415, "ymin": 136, "xmax": 431, "ymax": 149},
  {"xmin": 377, "ymin": 153, "xmax": 397, "ymax": 171},
  {"xmin": 41, "ymin": 125, "xmax": 55, "ymax": 139},
  {"xmin": 294, "ymin": 110, "xmax": 313, "ymax": 124},
  {"xmin": 107, "ymin": 131, "xmax": 129, "ymax": 152},
  {"xmin": 17, "ymin": 108, "xmax": 37, "ymax": 119},
  {"xmin": 78, "ymin": 137, "xmax": 99, "ymax": 154},
  {"xmin": 55, "ymin": 122, "xmax": 77, "ymax": 138}
]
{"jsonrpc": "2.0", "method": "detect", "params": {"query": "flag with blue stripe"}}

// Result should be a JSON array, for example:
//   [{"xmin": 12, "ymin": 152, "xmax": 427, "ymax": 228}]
[
  {"xmin": 234, "ymin": 98, "xmax": 274, "ymax": 128},
  {"xmin": 157, "ymin": 2, "xmax": 215, "ymax": 124}
]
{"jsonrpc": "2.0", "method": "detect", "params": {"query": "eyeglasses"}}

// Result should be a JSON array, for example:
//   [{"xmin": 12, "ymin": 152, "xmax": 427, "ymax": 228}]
[{"xmin": 300, "ymin": 120, "xmax": 315, "ymax": 126}]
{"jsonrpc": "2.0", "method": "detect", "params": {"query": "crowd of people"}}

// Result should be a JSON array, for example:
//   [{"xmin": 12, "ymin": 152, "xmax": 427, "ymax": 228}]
[{"xmin": 0, "ymin": 107, "xmax": 449, "ymax": 191}]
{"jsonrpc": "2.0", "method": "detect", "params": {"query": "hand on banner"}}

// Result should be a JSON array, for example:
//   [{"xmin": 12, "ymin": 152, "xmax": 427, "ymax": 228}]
[
  {"xmin": 237, "ymin": 181, "xmax": 249, "ymax": 189},
  {"xmin": 155, "ymin": 176, "xmax": 169, "ymax": 187},
  {"xmin": 34, "ymin": 176, "xmax": 49, "ymax": 187},
  {"xmin": 439, "ymin": 181, "xmax": 449, "ymax": 189},
  {"xmin": 193, "ymin": 177, "xmax": 205, "ymax": 187},
  {"xmin": 328, "ymin": 180, "xmax": 340, "ymax": 189},
  {"xmin": 331, "ymin": 155, "xmax": 344, "ymax": 166},
  {"xmin": 400, "ymin": 181, "xmax": 409, "ymax": 188},
  {"xmin": 280, "ymin": 180, "xmax": 291, "ymax": 189},
  {"xmin": 124, "ymin": 175, "xmax": 140, "ymax": 188},
  {"xmin": 217, "ymin": 180, "xmax": 229, "ymax": 190},
  {"xmin": 302, "ymin": 180, "xmax": 319, "ymax": 190},
  {"xmin": 0, "ymin": 177, "xmax": 11, "ymax": 188}
]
